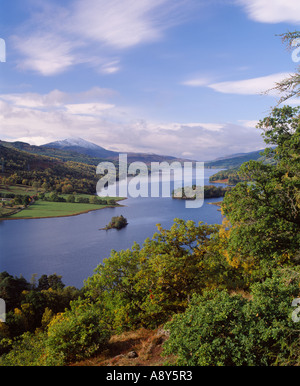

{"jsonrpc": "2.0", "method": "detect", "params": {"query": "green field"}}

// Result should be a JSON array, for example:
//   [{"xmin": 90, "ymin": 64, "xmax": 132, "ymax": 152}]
[
  {"xmin": 0, "ymin": 184, "xmax": 126, "ymax": 219},
  {"xmin": 0, "ymin": 184, "xmax": 37, "ymax": 195},
  {"xmin": 6, "ymin": 200, "xmax": 119, "ymax": 219}
]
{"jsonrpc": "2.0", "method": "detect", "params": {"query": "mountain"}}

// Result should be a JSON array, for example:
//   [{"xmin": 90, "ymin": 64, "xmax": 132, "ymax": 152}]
[
  {"xmin": 0, "ymin": 138, "xmax": 195, "ymax": 170},
  {"xmin": 211, "ymin": 151, "xmax": 260, "ymax": 161},
  {"xmin": 42, "ymin": 137, "xmax": 118, "ymax": 159},
  {"xmin": 0, "ymin": 143, "xmax": 99, "ymax": 194},
  {"xmin": 41, "ymin": 137, "xmax": 194, "ymax": 165},
  {"xmin": 205, "ymin": 149, "xmax": 270, "ymax": 169},
  {"xmin": 0, "ymin": 140, "xmax": 110, "ymax": 166}
]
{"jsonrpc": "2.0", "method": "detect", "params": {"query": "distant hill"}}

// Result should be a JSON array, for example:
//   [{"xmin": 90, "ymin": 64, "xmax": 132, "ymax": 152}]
[
  {"xmin": 2, "ymin": 137, "xmax": 194, "ymax": 166},
  {"xmin": 211, "ymin": 151, "xmax": 262, "ymax": 161},
  {"xmin": 0, "ymin": 140, "xmax": 110, "ymax": 166},
  {"xmin": 42, "ymin": 137, "xmax": 194, "ymax": 165},
  {"xmin": 0, "ymin": 144, "xmax": 100, "ymax": 194},
  {"xmin": 205, "ymin": 149, "xmax": 271, "ymax": 169},
  {"xmin": 208, "ymin": 148, "xmax": 277, "ymax": 185},
  {"xmin": 42, "ymin": 138, "xmax": 118, "ymax": 159},
  {"xmin": 2, "ymin": 137, "xmax": 270, "ymax": 172},
  {"xmin": 0, "ymin": 139, "xmax": 196, "ymax": 195}
]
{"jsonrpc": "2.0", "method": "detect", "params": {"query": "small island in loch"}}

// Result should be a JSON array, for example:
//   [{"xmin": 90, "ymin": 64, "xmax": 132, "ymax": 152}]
[
  {"xmin": 172, "ymin": 185, "xmax": 231, "ymax": 200},
  {"xmin": 101, "ymin": 215, "xmax": 128, "ymax": 230}
]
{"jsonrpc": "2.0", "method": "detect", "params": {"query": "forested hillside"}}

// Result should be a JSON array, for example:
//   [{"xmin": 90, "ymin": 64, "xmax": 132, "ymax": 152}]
[
  {"xmin": 205, "ymin": 144, "xmax": 278, "ymax": 168},
  {"xmin": 0, "ymin": 145, "xmax": 100, "ymax": 194},
  {"xmin": 0, "ymin": 139, "xmax": 113, "ymax": 166}
]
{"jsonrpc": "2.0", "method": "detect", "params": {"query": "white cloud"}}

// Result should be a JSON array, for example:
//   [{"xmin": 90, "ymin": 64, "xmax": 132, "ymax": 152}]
[
  {"xmin": 181, "ymin": 77, "xmax": 211, "ymax": 87},
  {"xmin": 65, "ymin": 103, "xmax": 115, "ymax": 115},
  {"xmin": 238, "ymin": 120, "xmax": 259, "ymax": 128},
  {"xmin": 238, "ymin": 0, "xmax": 300, "ymax": 24},
  {"xmin": 183, "ymin": 72, "xmax": 292, "ymax": 96},
  {"xmin": 99, "ymin": 60, "xmax": 121, "ymax": 74},
  {"xmin": 209, "ymin": 72, "xmax": 291, "ymax": 95},
  {"xmin": 12, "ymin": 34, "xmax": 76, "ymax": 76},
  {"xmin": 69, "ymin": 0, "xmax": 167, "ymax": 49},
  {"xmin": 182, "ymin": 123, "xmax": 224, "ymax": 132},
  {"xmin": 11, "ymin": 0, "xmax": 197, "ymax": 76},
  {"xmin": 0, "ymin": 88, "xmax": 265, "ymax": 160},
  {"xmin": 0, "ymin": 88, "xmax": 116, "ymax": 109}
]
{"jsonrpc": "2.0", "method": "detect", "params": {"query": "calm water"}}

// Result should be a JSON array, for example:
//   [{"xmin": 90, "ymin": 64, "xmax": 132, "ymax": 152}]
[{"xmin": 0, "ymin": 169, "xmax": 225, "ymax": 288}]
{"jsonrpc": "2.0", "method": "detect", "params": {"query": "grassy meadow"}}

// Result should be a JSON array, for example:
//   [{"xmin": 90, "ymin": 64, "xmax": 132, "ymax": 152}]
[
  {"xmin": 7, "ymin": 200, "xmax": 111, "ymax": 219},
  {"xmin": 0, "ymin": 184, "xmax": 125, "ymax": 220}
]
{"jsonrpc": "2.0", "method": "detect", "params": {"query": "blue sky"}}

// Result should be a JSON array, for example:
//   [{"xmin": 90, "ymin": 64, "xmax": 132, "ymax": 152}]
[{"xmin": 0, "ymin": 0, "xmax": 300, "ymax": 160}]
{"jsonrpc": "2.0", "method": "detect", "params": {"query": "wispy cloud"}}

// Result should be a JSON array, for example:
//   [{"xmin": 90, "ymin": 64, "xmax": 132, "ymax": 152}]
[
  {"xmin": 11, "ymin": 0, "xmax": 198, "ymax": 76},
  {"xmin": 182, "ymin": 72, "xmax": 292, "ymax": 96},
  {"xmin": 12, "ymin": 33, "xmax": 76, "ymax": 76},
  {"xmin": 209, "ymin": 72, "xmax": 291, "ymax": 95},
  {"xmin": 65, "ymin": 103, "xmax": 115, "ymax": 116},
  {"xmin": 0, "ymin": 87, "xmax": 116, "ymax": 109},
  {"xmin": 181, "ymin": 77, "xmax": 212, "ymax": 87},
  {"xmin": 237, "ymin": 0, "xmax": 300, "ymax": 24},
  {"xmin": 70, "ymin": 0, "xmax": 167, "ymax": 49}
]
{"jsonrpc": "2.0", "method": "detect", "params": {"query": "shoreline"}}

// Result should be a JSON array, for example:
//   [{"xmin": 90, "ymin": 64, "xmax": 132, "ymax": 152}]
[
  {"xmin": 209, "ymin": 179, "xmax": 229, "ymax": 184},
  {"xmin": 0, "ymin": 198, "xmax": 127, "ymax": 221}
]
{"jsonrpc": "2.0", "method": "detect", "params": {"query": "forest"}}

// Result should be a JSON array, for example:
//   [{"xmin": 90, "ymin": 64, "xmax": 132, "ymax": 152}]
[
  {"xmin": 0, "ymin": 102, "xmax": 299, "ymax": 366},
  {"xmin": 0, "ymin": 145, "xmax": 100, "ymax": 195},
  {"xmin": 172, "ymin": 185, "xmax": 231, "ymax": 199}
]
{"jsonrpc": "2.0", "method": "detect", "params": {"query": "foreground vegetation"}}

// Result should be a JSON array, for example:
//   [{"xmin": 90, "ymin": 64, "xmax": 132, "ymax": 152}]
[{"xmin": 0, "ymin": 102, "xmax": 299, "ymax": 366}]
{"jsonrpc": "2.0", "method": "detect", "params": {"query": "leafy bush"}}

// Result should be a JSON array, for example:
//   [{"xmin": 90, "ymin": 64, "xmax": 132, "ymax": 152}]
[
  {"xmin": 163, "ymin": 290, "xmax": 248, "ymax": 366},
  {"xmin": 85, "ymin": 220, "xmax": 228, "ymax": 331},
  {"xmin": 0, "ymin": 332, "xmax": 48, "ymax": 366},
  {"xmin": 45, "ymin": 300, "xmax": 111, "ymax": 365},
  {"xmin": 76, "ymin": 197, "xmax": 89, "ymax": 204},
  {"xmin": 0, "ymin": 298, "xmax": 111, "ymax": 366},
  {"xmin": 163, "ymin": 269, "xmax": 300, "ymax": 366}
]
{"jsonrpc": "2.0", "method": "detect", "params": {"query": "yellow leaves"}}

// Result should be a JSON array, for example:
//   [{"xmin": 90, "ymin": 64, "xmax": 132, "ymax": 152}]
[
  {"xmin": 274, "ymin": 252, "xmax": 291, "ymax": 265},
  {"xmin": 41, "ymin": 307, "xmax": 55, "ymax": 329},
  {"xmin": 225, "ymin": 252, "xmax": 241, "ymax": 269},
  {"xmin": 219, "ymin": 217, "xmax": 231, "ymax": 240},
  {"xmin": 241, "ymin": 259, "xmax": 255, "ymax": 274},
  {"xmin": 47, "ymin": 312, "xmax": 64, "ymax": 331},
  {"xmin": 0, "ymin": 320, "xmax": 9, "ymax": 337},
  {"xmin": 14, "ymin": 308, "xmax": 22, "ymax": 316},
  {"xmin": 20, "ymin": 303, "xmax": 34, "ymax": 315},
  {"xmin": 156, "ymin": 223, "xmax": 163, "ymax": 233}
]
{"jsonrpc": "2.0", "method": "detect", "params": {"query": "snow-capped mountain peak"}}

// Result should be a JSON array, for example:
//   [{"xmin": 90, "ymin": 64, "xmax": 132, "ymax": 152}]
[
  {"xmin": 42, "ymin": 137, "xmax": 118, "ymax": 158},
  {"xmin": 52, "ymin": 137, "xmax": 101, "ymax": 150}
]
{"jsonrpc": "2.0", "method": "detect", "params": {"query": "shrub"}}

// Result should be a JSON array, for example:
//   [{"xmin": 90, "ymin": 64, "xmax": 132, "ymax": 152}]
[
  {"xmin": 163, "ymin": 290, "xmax": 248, "ymax": 366},
  {"xmin": 0, "ymin": 332, "xmax": 49, "ymax": 366},
  {"xmin": 163, "ymin": 269, "xmax": 300, "ymax": 366},
  {"xmin": 45, "ymin": 300, "xmax": 111, "ymax": 365},
  {"xmin": 76, "ymin": 197, "xmax": 89, "ymax": 204}
]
